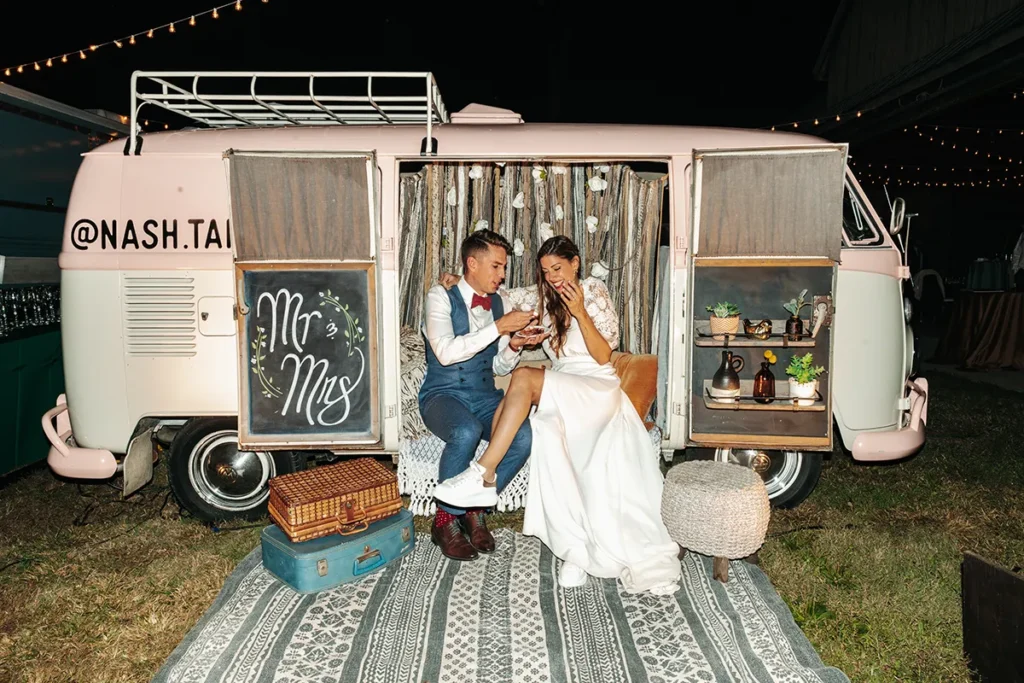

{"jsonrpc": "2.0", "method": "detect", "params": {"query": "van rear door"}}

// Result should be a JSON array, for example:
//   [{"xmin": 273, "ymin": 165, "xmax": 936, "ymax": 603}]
[
  {"xmin": 685, "ymin": 145, "xmax": 847, "ymax": 453},
  {"xmin": 226, "ymin": 151, "xmax": 383, "ymax": 451}
]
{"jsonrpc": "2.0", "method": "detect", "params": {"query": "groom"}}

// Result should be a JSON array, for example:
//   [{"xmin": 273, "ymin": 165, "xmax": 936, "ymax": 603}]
[{"xmin": 419, "ymin": 229, "xmax": 539, "ymax": 561}]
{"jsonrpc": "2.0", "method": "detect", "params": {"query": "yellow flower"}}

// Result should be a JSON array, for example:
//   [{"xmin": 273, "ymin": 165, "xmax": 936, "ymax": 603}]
[{"xmin": 764, "ymin": 350, "xmax": 777, "ymax": 364}]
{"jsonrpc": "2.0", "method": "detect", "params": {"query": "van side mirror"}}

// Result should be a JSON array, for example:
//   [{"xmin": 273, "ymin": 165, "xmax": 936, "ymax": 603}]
[{"xmin": 889, "ymin": 197, "xmax": 906, "ymax": 235}]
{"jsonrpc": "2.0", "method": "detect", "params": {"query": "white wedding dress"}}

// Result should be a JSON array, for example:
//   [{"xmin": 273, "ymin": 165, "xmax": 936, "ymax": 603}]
[{"xmin": 506, "ymin": 277, "xmax": 681, "ymax": 595}]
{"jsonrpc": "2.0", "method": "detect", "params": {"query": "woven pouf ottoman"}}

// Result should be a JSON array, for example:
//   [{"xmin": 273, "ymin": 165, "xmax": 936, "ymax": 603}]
[{"xmin": 661, "ymin": 460, "xmax": 771, "ymax": 583}]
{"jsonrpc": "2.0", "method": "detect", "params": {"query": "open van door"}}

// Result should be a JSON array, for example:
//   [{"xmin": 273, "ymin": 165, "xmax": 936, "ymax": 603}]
[
  {"xmin": 226, "ymin": 151, "xmax": 383, "ymax": 451},
  {"xmin": 686, "ymin": 145, "xmax": 847, "ymax": 455}
]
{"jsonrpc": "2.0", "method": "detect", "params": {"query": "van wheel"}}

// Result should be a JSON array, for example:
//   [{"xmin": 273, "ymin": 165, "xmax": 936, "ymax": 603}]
[
  {"xmin": 168, "ymin": 417, "xmax": 307, "ymax": 523},
  {"xmin": 682, "ymin": 448, "xmax": 822, "ymax": 509}
]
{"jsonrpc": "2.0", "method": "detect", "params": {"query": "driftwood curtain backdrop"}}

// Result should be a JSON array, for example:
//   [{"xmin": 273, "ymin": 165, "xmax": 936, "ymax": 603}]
[{"xmin": 398, "ymin": 162, "xmax": 666, "ymax": 354}]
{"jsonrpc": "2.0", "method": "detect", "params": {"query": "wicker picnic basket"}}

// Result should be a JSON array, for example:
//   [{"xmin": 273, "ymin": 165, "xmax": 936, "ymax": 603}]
[{"xmin": 267, "ymin": 458, "xmax": 403, "ymax": 543}]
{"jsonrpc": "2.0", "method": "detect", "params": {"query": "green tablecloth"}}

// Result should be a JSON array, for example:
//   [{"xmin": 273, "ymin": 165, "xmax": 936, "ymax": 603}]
[{"xmin": 0, "ymin": 326, "xmax": 64, "ymax": 477}]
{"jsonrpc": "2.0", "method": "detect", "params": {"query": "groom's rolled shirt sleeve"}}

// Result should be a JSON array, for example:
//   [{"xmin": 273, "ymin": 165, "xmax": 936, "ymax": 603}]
[
  {"xmin": 422, "ymin": 285, "xmax": 500, "ymax": 366},
  {"xmin": 493, "ymin": 290, "xmax": 521, "ymax": 376}
]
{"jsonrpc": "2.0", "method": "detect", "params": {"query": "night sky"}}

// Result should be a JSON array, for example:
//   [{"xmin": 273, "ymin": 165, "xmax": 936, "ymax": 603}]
[
  {"xmin": 0, "ymin": 1, "xmax": 839, "ymax": 128},
  {"xmin": 2, "ymin": 0, "xmax": 1021, "ymax": 276}
]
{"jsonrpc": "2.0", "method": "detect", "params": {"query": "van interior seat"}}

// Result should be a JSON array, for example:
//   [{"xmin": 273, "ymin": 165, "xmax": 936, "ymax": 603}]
[{"xmin": 397, "ymin": 326, "xmax": 662, "ymax": 515}]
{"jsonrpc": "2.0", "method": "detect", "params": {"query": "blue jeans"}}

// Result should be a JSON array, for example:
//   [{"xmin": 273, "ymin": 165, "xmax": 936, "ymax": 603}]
[{"xmin": 419, "ymin": 391, "xmax": 533, "ymax": 516}]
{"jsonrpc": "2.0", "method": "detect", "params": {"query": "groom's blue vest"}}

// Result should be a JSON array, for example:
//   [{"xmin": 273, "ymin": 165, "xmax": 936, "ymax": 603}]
[{"xmin": 418, "ymin": 287, "xmax": 504, "ymax": 403}]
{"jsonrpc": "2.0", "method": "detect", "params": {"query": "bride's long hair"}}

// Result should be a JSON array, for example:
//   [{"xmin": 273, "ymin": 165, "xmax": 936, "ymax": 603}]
[{"xmin": 536, "ymin": 236, "xmax": 581, "ymax": 357}]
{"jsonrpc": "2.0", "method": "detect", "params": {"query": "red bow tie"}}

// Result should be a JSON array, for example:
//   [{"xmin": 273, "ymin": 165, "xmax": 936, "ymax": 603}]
[{"xmin": 471, "ymin": 294, "xmax": 491, "ymax": 311}]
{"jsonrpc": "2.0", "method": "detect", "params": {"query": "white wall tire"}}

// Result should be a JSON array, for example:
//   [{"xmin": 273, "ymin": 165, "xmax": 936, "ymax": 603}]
[
  {"xmin": 682, "ymin": 448, "xmax": 822, "ymax": 509},
  {"xmin": 168, "ymin": 417, "xmax": 307, "ymax": 522}
]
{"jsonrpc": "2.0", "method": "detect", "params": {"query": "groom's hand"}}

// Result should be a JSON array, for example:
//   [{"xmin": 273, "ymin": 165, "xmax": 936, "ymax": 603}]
[{"xmin": 497, "ymin": 310, "xmax": 535, "ymax": 335}]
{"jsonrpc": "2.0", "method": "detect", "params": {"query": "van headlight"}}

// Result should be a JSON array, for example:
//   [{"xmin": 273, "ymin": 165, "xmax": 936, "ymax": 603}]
[{"xmin": 903, "ymin": 296, "xmax": 913, "ymax": 323}]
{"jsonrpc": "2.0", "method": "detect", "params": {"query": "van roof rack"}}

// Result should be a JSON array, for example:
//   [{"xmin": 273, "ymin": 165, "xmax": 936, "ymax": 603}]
[{"xmin": 126, "ymin": 71, "xmax": 449, "ymax": 155}]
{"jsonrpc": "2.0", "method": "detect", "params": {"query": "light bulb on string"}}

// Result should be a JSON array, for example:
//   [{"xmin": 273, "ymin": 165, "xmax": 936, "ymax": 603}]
[
  {"xmin": 79, "ymin": 51, "xmax": 86, "ymax": 60},
  {"xmin": 147, "ymin": 29, "xmax": 154, "ymax": 38},
  {"xmin": 213, "ymin": 8, "xmax": 220, "ymax": 18},
  {"xmin": 236, "ymin": 0, "xmax": 242, "ymax": 9},
  {"xmin": 190, "ymin": 16, "xmax": 196, "ymax": 26},
  {"xmin": 169, "ymin": 22, "xmax": 175, "ymax": 33},
  {"xmin": 114, "ymin": 40, "xmax": 122, "ymax": 48},
  {"xmin": 33, "ymin": 63, "xmax": 39, "ymax": 71},
  {"xmin": 130, "ymin": 35, "xmax": 136, "ymax": 45},
  {"xmin": 61, "ymin": 55, "xmax": 67, "ymax": 63}
]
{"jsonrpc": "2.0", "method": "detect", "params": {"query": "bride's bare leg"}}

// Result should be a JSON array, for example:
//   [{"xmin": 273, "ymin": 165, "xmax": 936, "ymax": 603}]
[{"xmin": 477, "ymin": 367, "xmax": 545, "ymax": 477}]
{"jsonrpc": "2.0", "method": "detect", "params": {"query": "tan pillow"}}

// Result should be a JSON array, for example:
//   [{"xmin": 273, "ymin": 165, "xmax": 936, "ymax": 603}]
[{"xmin": 610, "ymin": 351, "xmax": 659, "ymax": 429}]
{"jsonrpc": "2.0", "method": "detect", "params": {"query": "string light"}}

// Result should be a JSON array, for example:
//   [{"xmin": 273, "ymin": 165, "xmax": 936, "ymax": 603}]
[
  {"xmin": 766, "ymin": 106, "xmax": 869, "ymax": 131},
  {"xmin": 905, "ymin": 123, "xmax": 1024, "ymax": 134},
  {"xmin": 855, "ymin": 165, "xmax": 1023, "ymax": 189},
  {"xmin": 0, "ymin": 1, "xmax": 267, "ymax": 77},
  {"xmin": 904, "ymin": 127, "xmax": 1023, "ymax": 167}
]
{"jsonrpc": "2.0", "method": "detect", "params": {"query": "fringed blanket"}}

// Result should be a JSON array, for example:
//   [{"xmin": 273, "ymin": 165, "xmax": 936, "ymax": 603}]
[{"xmin": 152, "ymin": 529, "xmax": 849, "ymax": 683}]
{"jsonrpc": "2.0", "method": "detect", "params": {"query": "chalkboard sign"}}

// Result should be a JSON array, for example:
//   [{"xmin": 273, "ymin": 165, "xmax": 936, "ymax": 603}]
[{"xmin": 237, "ymin": 265, "xmax": 378, "ymax": 447}]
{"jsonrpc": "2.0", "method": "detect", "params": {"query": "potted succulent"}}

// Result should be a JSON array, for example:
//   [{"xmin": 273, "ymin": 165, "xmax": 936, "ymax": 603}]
[
  {"xmin": 705, "ymin": 301, "xmax": 741, "ymax": 339},
  {"xmin": 782, "ymin": 289, "xmax": 812, "ymax": 340},
  {"xmin": 785, "ymin": 352, "xmax": 825, "ymax": 406}
]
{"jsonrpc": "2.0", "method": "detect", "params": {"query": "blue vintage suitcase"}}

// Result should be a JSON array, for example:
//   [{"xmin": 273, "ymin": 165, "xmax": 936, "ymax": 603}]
[{"xmin": 260, "ymin": 508, "xmax": 415, "ymax": 594}]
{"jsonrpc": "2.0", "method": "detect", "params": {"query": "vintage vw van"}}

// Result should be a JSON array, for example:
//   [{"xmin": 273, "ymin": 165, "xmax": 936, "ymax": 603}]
[{"xmin": 42, "ymin": 72, "xmax": 927, "ymax": 521}]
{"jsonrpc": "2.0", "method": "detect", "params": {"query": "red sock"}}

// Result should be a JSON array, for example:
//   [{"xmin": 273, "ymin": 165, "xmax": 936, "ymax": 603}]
[{"xmin": 434, "ymin": 509, "xmax": 458, "ymax": 527}]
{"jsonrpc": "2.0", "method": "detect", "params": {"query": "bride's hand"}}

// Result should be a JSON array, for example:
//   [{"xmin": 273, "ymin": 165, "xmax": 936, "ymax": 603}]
[{"xmin": 559, "ymin": 280, "xmax": 587, "ymax": 319}]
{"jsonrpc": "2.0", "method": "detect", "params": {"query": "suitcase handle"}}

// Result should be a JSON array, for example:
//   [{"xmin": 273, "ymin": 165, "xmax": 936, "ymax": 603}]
[
  {"xmin": 354, "ymin": 546, "xmax": 384, "ymax": 575},
  {"xmin": 335, "ymin": 517, "xmax": 369, "ymax": 536}
]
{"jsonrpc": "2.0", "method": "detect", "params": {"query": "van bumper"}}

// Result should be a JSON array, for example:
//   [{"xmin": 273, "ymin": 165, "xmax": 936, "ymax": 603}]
[
  {"xmin": 42, "ymin": 394, "xmax": 118, "ymax": 479},
  {"xmin": 850, "ymin": 378, "xmax": 929, "ymax": 462}
]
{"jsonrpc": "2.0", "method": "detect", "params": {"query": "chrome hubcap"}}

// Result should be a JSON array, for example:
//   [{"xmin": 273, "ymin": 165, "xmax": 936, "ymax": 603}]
[
  {"xmin": 188, "ymin": 430, "xmax": 275, "ymax": 512},
  {"xmin": 715, "ymin": 448, "xmax": 803, "ymax": 498}
]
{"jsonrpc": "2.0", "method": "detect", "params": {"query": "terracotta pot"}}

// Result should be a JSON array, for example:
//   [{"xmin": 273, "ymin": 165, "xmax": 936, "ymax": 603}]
[{"xmin": 709, "ymin": 315, "xmax": 740, "ymax": 340}]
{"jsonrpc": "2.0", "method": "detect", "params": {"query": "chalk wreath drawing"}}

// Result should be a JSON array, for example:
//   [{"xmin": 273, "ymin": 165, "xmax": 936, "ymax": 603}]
[
  {"xmin": 319, "ymin": 289, "xmax": 366, "ymax": 356},
  {"xmin": 250, "ymin": 327, "xmax": 282, "ymax": 399},
  {"xmin": 253, "ymin": 286, "xmax": 368, "ymax": 428}
]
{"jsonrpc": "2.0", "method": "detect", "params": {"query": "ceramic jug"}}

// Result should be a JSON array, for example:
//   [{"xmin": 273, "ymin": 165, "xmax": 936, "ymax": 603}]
[{"xmin": 711, "ymin": 350, "xmax": 744, "ymax": 395}]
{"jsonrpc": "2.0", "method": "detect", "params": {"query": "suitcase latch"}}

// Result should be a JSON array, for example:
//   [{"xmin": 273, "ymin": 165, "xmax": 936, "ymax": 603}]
[{"xmin": 316, "ymin": 559, "xmax": 328, "ymax": 577}]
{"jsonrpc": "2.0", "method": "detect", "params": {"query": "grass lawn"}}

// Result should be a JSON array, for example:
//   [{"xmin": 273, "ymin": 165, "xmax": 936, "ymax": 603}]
[{"xmin": 1, "ymin": 371, "xmax": 1021, "ymax": 682}]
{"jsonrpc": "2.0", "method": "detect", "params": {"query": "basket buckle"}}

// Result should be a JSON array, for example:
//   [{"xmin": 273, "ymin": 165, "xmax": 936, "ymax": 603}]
[{"xmin": 335, "ymin": 500, "xmax": 368, "ymax": 536}]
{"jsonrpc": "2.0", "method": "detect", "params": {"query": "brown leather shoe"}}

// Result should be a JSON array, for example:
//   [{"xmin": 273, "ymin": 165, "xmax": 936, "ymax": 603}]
[
  {"xmin": 461, "ymin": 510, "xmax": 496, "ymax": 554},
  {"xmin": 431, "ymin": 518, "xmax": 478, "ymax": 561}
]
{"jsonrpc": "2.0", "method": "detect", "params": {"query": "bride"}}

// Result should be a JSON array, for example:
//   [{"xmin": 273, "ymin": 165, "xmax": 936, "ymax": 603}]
[{"xmin": 432, "ymin": 235, "xmax": 681, "ymax": 594}]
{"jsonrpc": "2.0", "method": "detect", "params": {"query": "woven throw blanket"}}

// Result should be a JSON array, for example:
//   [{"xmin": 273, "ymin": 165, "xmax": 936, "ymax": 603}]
[{"xmin": 152, "ymin": 529, "xmax": 848, "ymax": 683}]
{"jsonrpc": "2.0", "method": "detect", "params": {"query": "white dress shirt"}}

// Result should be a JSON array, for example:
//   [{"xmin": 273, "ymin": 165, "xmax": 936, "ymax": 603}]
[{"xmin": 422, "ymin": 279, "xmax": 522, "ymax": 376}]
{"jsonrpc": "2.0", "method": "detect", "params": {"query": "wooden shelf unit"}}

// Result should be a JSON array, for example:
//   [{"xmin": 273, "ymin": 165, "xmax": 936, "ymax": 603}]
[
  {"xmin": 702, "ymin": 380, "xmax": 825, "ymax": 412},
  {"xmin": 694, "ymin": 318, "xmax": 817, "ymax": 348}
]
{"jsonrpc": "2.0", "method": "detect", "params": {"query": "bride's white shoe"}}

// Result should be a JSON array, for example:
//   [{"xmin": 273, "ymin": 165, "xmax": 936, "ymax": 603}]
[
  {"xmin": 432, "ymin": 461, "xmax": 498, "ymax": 508},
  {"xmin": 558, "ymin": 561, "xmax": 588, "ymax": 588}
]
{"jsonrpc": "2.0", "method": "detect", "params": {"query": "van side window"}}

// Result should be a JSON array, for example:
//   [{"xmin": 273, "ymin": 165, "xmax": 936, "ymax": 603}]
[{"xmin": 842, "ymin": 181, "xmax": 883, "ymax": 246}]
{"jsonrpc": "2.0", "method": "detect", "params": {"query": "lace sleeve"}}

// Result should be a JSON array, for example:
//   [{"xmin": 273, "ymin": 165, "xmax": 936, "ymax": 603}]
[
  {"xmin": 583, "ymin": 278, "xmax": 619, "ymax": 348},
  {"xmin": 503, "ymin": 284, "xmax": 539, "ymax": 312}
]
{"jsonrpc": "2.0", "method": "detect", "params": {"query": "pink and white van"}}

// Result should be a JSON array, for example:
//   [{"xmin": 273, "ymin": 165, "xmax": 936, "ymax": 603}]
[{"xmin": 42, "ymin": 72, "xmax": 927, "ymax": 521}]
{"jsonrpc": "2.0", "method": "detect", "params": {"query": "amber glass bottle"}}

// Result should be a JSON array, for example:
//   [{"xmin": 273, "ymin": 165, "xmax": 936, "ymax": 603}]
[{"xmin": 753, "ymin": 361, "xmax": 775, "ymax": 404}]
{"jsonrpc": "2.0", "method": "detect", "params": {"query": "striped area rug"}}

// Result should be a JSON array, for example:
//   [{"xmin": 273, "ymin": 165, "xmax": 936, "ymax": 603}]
[{"xmin": 152, "ymin": 529, "xmax": 848, "ymax": 683}]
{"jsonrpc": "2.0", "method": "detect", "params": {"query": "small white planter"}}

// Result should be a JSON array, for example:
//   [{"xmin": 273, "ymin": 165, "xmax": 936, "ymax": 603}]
[{"xmin": 788, "ymin": 378, "xmax": 819, "ymax": 406}]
